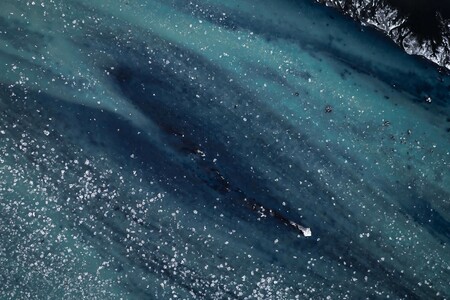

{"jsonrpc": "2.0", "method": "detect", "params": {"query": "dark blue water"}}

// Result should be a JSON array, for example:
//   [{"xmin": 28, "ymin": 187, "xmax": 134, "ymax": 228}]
[{"xmin": 0, "ymin": 0, "xmax": 449, "ymax": 299}]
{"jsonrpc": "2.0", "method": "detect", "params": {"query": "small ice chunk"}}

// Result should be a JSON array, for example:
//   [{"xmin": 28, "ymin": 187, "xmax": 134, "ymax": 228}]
[{"xmin": 303, "ymin": 228, "xmax": 312, "ymax": 237}]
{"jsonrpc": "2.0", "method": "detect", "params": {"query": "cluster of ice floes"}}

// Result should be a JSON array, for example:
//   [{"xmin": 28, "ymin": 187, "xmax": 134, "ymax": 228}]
[{"xmin": 317, "ymin": 0, "xmax": 450, "ymax": 70}]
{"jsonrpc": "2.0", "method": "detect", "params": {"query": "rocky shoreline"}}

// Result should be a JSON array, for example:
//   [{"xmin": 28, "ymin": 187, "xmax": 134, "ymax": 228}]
[{"xmin": 316, "ymin": 0, "xmax": 450, "ymax": 71}]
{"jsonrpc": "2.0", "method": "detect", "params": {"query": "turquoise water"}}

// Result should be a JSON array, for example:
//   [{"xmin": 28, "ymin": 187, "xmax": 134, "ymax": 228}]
[{"xmin": 0, "ymin": 0, "xmax": 449, "ymax": 299}]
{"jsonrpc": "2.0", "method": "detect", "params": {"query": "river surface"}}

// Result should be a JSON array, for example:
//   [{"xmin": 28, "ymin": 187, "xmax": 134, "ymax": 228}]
[{"xmin": 0, "ymin": 0, "xmax": 449, "ymax": 299}]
